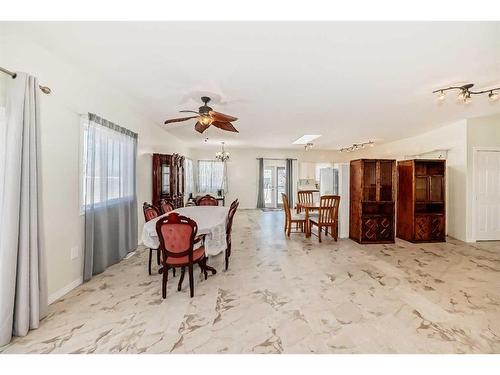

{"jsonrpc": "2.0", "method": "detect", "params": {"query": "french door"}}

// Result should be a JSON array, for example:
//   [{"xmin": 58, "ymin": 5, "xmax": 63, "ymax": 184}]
[
  {"xmin": 475, "ymin": 150, "xmax": 500, "ymax": 240},
  {"xmin": 264, "ymin": 166, "xmax": 286, "ymax": 208}
]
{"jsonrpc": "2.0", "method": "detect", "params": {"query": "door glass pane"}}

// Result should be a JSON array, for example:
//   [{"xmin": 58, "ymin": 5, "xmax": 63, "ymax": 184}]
[
  {"xmin": 380, "ymin": 161, "xmax": 393, "ymax": 201},
  {"xmin": 161, "ymin": 164, "xmax": 170, "ymax": 194},
  {"xmin": 277, "ymin": 167, "xmax": 286, "ymax": 206},
  {"xmin": 264, "ymin": 168, "xmax": 273, "ymax": 206},
  {"xmin": 429, "ymin": 175, "xmax": 443, "ymax": 202},
  {"xmin": 415, "ymin": 177, "xmax": 428, "ymax": 201},
  {"xmin": 363, "ymin": 161, "xmax": 377, "ymax": 201}
]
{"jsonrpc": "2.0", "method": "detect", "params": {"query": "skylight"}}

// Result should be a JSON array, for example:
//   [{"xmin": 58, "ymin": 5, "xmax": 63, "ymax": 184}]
[{"xmin": 292, "ymin": 135, "xmax": 322, "ymax": 145}]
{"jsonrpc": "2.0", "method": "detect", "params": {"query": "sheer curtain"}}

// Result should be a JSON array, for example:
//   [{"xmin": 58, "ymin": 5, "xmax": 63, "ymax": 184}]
[
  {"xmin": 184, "ymin": 158, "xmax": 194, "ymax": 197},
  {"xmin": 0, "ymin": 73, "xmax": 48, "ymax": 346},
  {"xmin": 197, "ymin": 160, "xmax": 224, "ymax": 194},
  {"xmin": 83, "ymin": 113, "xmax": 138, "ymax": 282}
]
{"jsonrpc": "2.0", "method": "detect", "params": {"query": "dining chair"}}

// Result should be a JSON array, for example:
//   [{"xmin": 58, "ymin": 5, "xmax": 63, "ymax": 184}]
[
  {"xmin": 224, "ymin": 199, "xmax": 239, "ymax": 271},
  {"xmin": 197, "ymin": 194, "xmax": 219, "ymax": 206},
  {"xmin": 159, "ymin": 199, "xmax": 175, "ymax": 214},
  {"xmin": 282, "ymin": 193, "xmax": 306, "ymax": 237},
  {"xmin": 156, "ymin": 212, "xmax": 216, "ymax": 298},
  {"xmin": 297, "ymin": 190, "xmax": 315, "ymax": 213},
  {"xmin": 143, "ymin": 202, "xmax": 162, "ymax": 275},
  {"xmin": 309, "ymin": 195, "xmax": 340, "ymax": 243}
]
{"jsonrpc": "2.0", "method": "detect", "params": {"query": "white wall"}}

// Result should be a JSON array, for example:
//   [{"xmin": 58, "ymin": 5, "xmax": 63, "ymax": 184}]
[
  {"xmin": 189, "ymin": 147, "xmax": 335, "ymax": 209},
  {"xmin": 334, "ymin": 120, "xmax": 468, "ymax": 241},
  {"xmin": 1, "ymin": 35, "xmax": 190, "ymax": 299}
]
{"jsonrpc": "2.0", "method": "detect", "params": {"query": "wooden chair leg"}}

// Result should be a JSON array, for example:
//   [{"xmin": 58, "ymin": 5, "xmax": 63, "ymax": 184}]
[
  {"xmin": 156, "ymin": 249, "xmax": 160, "ymax": 265},
  {"xmin": 318, "ymin": 225, "xmax": 322, "ymax": 243},
  {"xmin": 148, "ymin": 249, "xmax": 153, "ymax": 275},
  {"xmin": 287, "ymin": 221, "xmax": 291, "ymax": 237},
  {"xmin": 173, "ymin": 267, "xmax": 176, "ymax": 277},
  {"xmin": 178, "ymin": 267, "xmax": 185, "ymax": 291},
  {"xmin": 188, "ymin": 264, "xmax": 194, "ymax": 298},
  {"xmin": 162, "ymin": 266, "xmax": 168, "ymax": 298}
]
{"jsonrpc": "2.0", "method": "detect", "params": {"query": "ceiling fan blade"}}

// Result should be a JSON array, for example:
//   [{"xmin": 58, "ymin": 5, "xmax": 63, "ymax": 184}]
[
  {"xmin": 179, "ymin": 110, "xmax": 201, "ymax": 115},
  {"xmin": 211, "ymin": 121, "xmax": 239, "ymax": 133},
  {"xmin": 164, "ymin": 116, "xmax": 198, "ymax": 124},
  {"xmin": 209, "ymin": 110, "xmax": 238, "ymax": 122},
  {"xmin": 194, "ymin": 121, "xmax": 210, "ymax": 133}
]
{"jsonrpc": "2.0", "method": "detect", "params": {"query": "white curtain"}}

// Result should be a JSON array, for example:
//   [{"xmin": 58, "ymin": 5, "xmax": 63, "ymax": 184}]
[
  {"xmin": 83, "ymin": 113, "xmax": 138, "ymax": 281},
  {"xmin": 0, "ymin": 73, "xmax": 48, "ymax": 346},
  {"xmin": 197, "ymin": 160, "xmax": 225, "ymax": 194},
  {"xmin": 184, "ymin": 158, "xmax": 194, "ymax": 196}
]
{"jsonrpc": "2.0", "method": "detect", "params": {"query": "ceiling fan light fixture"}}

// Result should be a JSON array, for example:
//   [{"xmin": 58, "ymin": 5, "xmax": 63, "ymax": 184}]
[
  {"xmin": 200, "ymin": 115, "xmax": 212, "ymax": 126},
  {"xmin": 438, "ymin": 90, "xmax": 446, "ymax": 101}
]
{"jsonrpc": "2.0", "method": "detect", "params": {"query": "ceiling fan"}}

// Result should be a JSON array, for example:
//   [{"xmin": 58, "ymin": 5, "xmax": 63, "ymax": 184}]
[{"xmin": 164, "ymin": 96, "xmax": 239, "ymax": 134}]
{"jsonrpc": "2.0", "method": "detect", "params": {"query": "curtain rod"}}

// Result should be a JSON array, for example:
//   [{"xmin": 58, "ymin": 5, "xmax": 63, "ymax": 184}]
[
  {"xmin": 256, "ymin": 158, "xmax": 297, "ymax": 161},
  {"xmin": 1, "ymin": 66, "xmax": 52, "ymax": 95}
]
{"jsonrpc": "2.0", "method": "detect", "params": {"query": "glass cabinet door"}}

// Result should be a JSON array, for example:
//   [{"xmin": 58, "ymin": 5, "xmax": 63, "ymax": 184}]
[
  {"xmin": 363, "ymin": 161, "xmax": 377, "ymax": 201},
  {"xmin": 429, "ymin": 175, "xmax": 444, "ymax": 202},
  {"xmin": 415, "ymin": 177, "xmax": 428, "ymax": 201},
  {"xmin": 161, "ymin": 163, "xmax": 170, "ymax": 195},
  {"xmin": 379, "ymin": 161, "xmax": 393, "ymax": 201}
]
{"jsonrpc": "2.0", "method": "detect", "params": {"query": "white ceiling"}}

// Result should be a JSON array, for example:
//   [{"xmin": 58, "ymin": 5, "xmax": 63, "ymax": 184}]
[{"xmin": 4, "ymin": 22, "xmax": 500, "ymax": 149}]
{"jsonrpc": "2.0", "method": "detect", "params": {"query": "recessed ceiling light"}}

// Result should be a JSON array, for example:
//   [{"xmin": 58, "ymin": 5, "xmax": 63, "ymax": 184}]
[{"xmin": 292, "ymin": 135, "xmax": 321, "ymax": 145}]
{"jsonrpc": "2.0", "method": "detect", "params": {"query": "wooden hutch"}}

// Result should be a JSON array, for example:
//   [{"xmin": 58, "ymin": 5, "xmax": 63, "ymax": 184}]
[
  {"xmin": 349, "ymin": 159, "xmax": 396, "ymax": 244},
  {"xmin": 152, "ymin": 153, "xmax": 185, "ymax": 209},
  {"xmin": 397, "ymin": 159, "xmax": 446, "ymax": 242}
]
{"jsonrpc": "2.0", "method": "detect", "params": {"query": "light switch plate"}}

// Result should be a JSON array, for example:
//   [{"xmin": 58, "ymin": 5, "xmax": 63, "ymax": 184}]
[{"xmin": 70, "ymin": 246, "xmax": 79, "ymax": 260}]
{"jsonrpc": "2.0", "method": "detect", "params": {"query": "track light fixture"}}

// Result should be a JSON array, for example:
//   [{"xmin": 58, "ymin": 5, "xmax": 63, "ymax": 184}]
[
  {"xmin": 304, "ymin": 142, "xmax": 314, "ymax": 151},
  {"xmin": 433, "ymin": 83, "xmax": 500, "ymax": 104},
  {"xmin": 339, "ymin": 140, "xmax": 375, "ymax": 153}
]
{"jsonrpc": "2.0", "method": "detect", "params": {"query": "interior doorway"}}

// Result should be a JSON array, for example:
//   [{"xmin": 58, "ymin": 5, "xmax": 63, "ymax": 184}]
[{"xmin": 474, "ymin": 149, "xmax": 500, "ymax": 240}]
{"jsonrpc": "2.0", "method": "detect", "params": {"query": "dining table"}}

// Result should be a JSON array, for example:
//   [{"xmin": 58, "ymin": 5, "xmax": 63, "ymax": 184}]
[
  {"xmin": 141, "ymin": 206, "xmax": 229, "ymax": 256},
  {"xmin": 296, "ymin": 202, "xmax": 320, "ymax": 237}
]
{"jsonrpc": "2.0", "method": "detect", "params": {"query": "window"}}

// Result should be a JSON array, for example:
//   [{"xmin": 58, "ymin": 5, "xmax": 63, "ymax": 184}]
[
  {"xmin": 197, "ymin": 160, "xmax": 224, "ymax": 194},
  {"xmin": 81, "ymin": 115, "xmax": 136, "ymax": 211},
  {"xmin": 184, "ymin": 158, "xmax": 194, "ymax": 195}
]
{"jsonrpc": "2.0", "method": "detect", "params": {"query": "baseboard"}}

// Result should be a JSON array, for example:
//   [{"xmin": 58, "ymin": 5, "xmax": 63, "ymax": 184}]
[{"xmin": 48, "ymin": 277, "xmax": 83, "ymax": 305}]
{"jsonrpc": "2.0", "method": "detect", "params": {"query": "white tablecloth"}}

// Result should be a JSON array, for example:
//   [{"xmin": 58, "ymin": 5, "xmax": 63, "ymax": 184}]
[{"xmin": 141, "ymin": 206, "xmax": 229, "ymax": 256}]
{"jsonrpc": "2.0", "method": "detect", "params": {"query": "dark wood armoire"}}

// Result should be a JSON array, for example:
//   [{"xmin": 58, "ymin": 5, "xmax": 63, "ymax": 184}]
[
  {"xmin": 349, "ymin": 159, "xmax": 396, "ymax": 244},
  {"xmin": 152, "ymin": 153, "xmax": 185, "ymax": 209},
  {"xmin": 397, "ymin": 159, "xmax": 446, "ymax": 243}
]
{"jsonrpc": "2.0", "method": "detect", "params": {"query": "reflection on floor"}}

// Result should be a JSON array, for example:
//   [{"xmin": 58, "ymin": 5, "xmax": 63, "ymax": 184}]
[{"xmin": 2, "ymin": 210, "xmax": 499, "ymax": 353}]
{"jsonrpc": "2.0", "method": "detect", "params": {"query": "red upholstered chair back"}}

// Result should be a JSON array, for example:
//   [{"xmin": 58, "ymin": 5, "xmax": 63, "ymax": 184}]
[
  {"xmin": 143, "ymin": 202, "xmax": 160, "ymax": 222},
  {"xmin": 318, "ymin": 195, "xmax": 340, "ymax": 224},
  {"xmin": 159, "ymin": 199, "xmax": 174, "ymax": 214},
  {"xmin": 226, "ymin": 200, "xmax": 239, "ymax": 245},
  {"xmin": 156, "ymin": 213, "xmax": 198, "ymax": 261},
  {"xmin": 197, "ymin": 195, "xmax": 218, "ymax": 206}
]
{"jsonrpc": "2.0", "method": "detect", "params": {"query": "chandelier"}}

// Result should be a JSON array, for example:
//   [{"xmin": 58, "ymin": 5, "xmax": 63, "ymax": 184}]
[
  {"xmin": 339, "ymin": 140, "xmax": 375, "ymax": 153},
  {"xmin": 215, "ymin": 142, "xmax": 230, "ymax": 162},
  {"xmin": 433, "ymin": 83, "xmax": 499, "ymax": 104}
]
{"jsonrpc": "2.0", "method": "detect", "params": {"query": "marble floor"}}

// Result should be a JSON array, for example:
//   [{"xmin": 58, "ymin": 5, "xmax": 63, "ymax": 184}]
[{"xmin": 2, "ymin": 210, "xmax": 500, "ymax": 354}]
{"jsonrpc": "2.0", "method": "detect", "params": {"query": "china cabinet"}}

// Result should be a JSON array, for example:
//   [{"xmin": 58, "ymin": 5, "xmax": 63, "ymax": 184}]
[
  {"xmin": 349, "ymin": 159, "xmax": 396, "ymax": 244},
  {"xmin": 152, "ymin": 153, "xmax": 185, "ymax": 209},
  {"xmin": 397, "ymin": 159, "xmax": 446, "ymax": 242}
]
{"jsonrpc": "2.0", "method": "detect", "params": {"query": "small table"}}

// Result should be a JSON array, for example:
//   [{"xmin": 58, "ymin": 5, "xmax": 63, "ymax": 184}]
[
  {"xmin": 296, "ymin": 202, "xmax": 320, "ymax": 237},
  {"xmin": 142, "ymin": 206, "xmax": 229, "ymax": 256}
]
